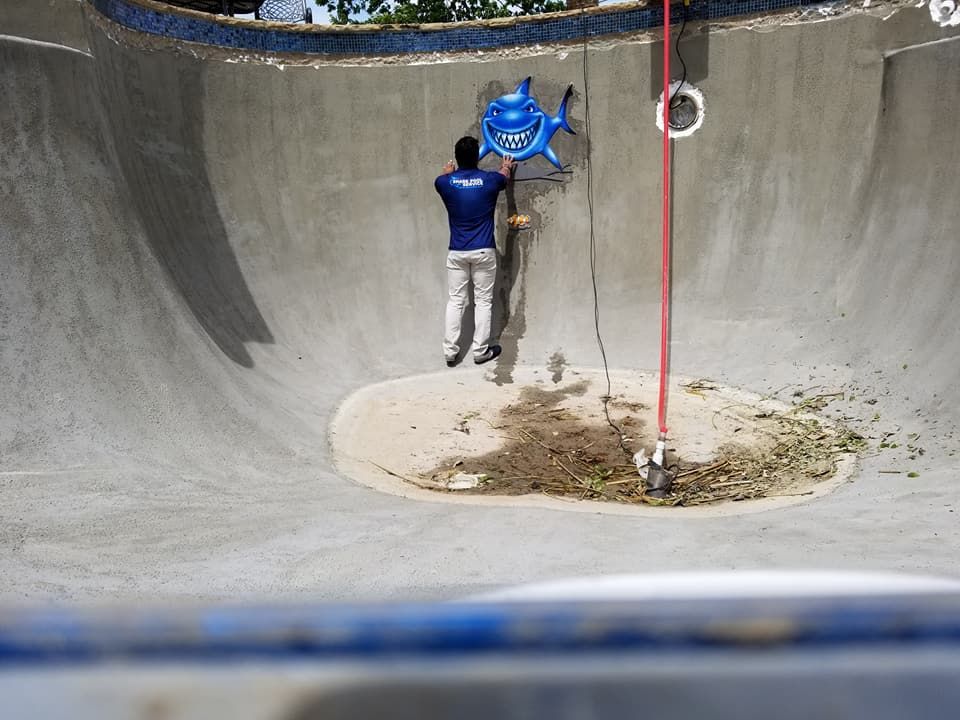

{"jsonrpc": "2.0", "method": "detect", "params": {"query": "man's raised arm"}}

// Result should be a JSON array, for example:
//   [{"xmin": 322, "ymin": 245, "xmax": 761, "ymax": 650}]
[{"xmin": 498, "ymin": 154, "xmax": 516, "ymax": 180}]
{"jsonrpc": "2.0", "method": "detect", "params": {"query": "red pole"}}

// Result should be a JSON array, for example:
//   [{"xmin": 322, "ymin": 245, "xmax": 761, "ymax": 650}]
[{"xmin": 657, "ymin": 0, "xmax": 671, "ymax": 437}]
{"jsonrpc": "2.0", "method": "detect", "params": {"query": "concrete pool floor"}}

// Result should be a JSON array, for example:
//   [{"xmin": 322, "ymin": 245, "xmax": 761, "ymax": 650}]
[{"xmin": 1, "ymin": 0, "xmax": 959, "ymax": 603}]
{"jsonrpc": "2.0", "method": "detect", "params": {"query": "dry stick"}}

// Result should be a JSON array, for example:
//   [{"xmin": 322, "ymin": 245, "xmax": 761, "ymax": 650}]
[
  {"xmin": 368, "ymin": 461, "xmax": 437, "ymax": 490},
  {"xmin": 680, "ymin": 379, "xmax": 718, "ymax": 392},
  {"xmin": 640, "ymin": 494, "xmax": 679, "ymax": 506},
  {"xmin": 676, "ymin": 459, "xmax": 728, "ymax": 479},
  {"xmin": 763, "ymin": 383, "xmax": 793, "ymax": 400},
  {"xmin": 479, "ymin": 417, "xmax": 507, "ymax": 431},
  {"xmin": 518, "ymin": 428, "xmax": 564, "ymax": 455},
  {"xmin": 369, "ymin": 460, "xmax": 410, "ymax": 481},
  {"xmin": 764, "ymin": 426, "xmax": 823, "ymax": 459},
  {"xmin": 711, "ymin": 479, "xmax": 754, "ymax": 488},
  {"xmin": 552, "ymin": 455, "xmax": 586, "ymax": 486},
  {"xmin": 604, "ymin": 478, "xmax": 639, "ymax": 486},
  {"xmin": 516, "ymin": 429, "xmax": 589, "ymax": 487},
  {"xmin": 710, "ymin": 401, "xmax": 757, "ymax": 431},
  {"xmin": 569, "ymin": 453, "xmax": 593, "ymax": 466},
  {"xmin": 684, "ymin": 492, "xmax": 740, "ymax": 505},
  {"xmin": 674, "ymin": 463, "xmax": 731, "ymax": 489},
  {"xmin": 807, "ymin": 391, "xmax": 845, "ymax": 402},
  {"xmin": 796, "ymin": 395, "xmax": 845, "ymax": 413},
  {"xmin": 570, "ymin": 456, "xmax": 604, "ymax": 476}
]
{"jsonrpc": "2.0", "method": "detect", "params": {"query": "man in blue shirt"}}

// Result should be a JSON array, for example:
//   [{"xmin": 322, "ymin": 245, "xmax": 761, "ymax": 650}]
[{"xmin": 435, "ymin": 136, "xmax": 515, "ymax": 366}]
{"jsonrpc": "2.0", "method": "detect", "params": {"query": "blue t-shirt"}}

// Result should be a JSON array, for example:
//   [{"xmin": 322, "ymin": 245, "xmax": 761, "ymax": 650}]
[{"xmin": 434, "ymin": 169, "xmax": 507, "ymax": 251}]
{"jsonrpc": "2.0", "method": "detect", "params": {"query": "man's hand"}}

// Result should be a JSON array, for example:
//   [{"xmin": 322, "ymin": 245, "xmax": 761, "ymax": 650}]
[
  {"xmin": 442, "ymin": 160, "xmax": 456, "ymax": 175},
  {"xmin": 499, "ymin": 154, "xmax": 516, "ymax": 179}
]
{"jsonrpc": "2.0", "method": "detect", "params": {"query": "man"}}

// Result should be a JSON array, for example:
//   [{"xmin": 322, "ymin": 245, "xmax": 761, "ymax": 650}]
[{"xmin": 435, "ymin": 136, "xmax": 516, "ymax": 367}]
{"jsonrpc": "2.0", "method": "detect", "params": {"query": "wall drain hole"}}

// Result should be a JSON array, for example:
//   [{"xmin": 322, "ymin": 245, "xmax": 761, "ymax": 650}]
[
  {"xmin": 656, "ymin": 82, "xmax": 706, "ymax": 139},
  {"xmin": 669, "ymin": 95, "xmax": 699, "ymax": 130},
  {"xmin": 929, "ymin": 0, "xmax": 959, "ymax": 26}
]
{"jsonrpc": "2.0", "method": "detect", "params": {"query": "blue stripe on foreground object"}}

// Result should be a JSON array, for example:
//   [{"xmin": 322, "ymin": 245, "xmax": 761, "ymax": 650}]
[{"xmin": 3, "ymin": 595, "xmax": 960, "ymax": 664}]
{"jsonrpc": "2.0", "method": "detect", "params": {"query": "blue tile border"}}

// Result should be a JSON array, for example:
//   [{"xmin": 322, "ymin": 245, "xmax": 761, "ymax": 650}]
[{"xmin": 88, "ymin": 0, "xmax": 829, "ymax": 56}]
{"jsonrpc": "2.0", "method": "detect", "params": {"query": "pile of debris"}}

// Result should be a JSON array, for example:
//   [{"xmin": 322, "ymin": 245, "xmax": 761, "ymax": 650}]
[{"xmin": 423, "ymin": 385, "xmax": 865, "ymax": 507}]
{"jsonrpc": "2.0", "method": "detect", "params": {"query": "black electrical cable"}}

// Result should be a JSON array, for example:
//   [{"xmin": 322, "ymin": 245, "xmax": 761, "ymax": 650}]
[
  {"xmin": 513, "ymin": 166, "xmax": 573, "ymax": 183},
  {"xmin": 581, "ymin": 10, "xmax": 627, "ymax": 451},
  {"xmin": 668, "ymin": 5, "xmax": 689, "ymax": 110}
]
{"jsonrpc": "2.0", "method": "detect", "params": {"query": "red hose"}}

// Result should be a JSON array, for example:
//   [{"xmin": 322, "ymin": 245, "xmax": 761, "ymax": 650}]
[{"xmin": 658, "ymin": 0, "xmax": 671, "ymax": 436}]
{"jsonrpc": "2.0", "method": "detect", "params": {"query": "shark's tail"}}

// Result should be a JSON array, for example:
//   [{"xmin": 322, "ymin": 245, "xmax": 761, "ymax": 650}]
[{"xmin": 557, "ymin": 85, "xmax": 575, "ymax": 135}]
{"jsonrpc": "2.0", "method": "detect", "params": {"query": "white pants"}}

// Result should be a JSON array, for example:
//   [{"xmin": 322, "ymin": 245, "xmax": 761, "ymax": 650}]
[{"xmin": 444, "ymin": 249, "xmax": 497, "ymax": 360}]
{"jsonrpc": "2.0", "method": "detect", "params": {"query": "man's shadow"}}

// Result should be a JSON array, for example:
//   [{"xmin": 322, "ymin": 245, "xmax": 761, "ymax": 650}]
[
  {"xmin": 490, "ymin": 178, "xmax": 526, "ymax": 384},
  {"xmin": 451, "ymin": 164, "xmax": 553, "ymax": 378}
]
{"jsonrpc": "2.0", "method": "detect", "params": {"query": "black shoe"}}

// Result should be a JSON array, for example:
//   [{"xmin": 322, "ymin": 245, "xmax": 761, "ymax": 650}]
[
  {"xmin": 446, "ymin": 356, "xmax": 458, "ymax": 368},
  {"xmin": 474, "ymin": 345, "xmax": 502, "ymax": 365}
]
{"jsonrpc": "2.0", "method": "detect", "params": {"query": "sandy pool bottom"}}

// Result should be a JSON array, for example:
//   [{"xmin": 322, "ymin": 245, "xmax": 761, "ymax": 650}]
[{"xmin": 330, "ymin": 367, "xmax": 861, "ymax": 516}]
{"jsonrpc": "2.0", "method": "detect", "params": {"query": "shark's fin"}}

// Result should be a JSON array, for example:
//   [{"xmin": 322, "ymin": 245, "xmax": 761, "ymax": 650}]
[
  {"xmin": 556, "ymin": 84, "xmax": 576, "ymax": 135},
  {"xmin": 479, "ymin": 141, "xmax": 491, "ymax": 159},
  {"xmin": 515, "ymin": 76, "xmax": 532, "ymax": 96},
  {"xmin": 543, "ymin": 145, "xmax": 563, "ymax": 170}
]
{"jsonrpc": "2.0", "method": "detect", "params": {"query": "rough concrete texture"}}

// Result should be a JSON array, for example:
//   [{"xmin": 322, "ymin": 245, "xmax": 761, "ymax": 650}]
[
  {"xmin": 1, "ymin": 0, "xmax": 89, "ymax": 51},
  {"xmin": 1, "ymin": 1, "xmax": 959, "ymax": 603}
]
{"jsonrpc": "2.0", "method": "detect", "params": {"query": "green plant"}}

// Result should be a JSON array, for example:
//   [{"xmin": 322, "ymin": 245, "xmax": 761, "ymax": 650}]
[{"xmin": 324, "ymin": 0, "xmax": 566, "ymax": 24}]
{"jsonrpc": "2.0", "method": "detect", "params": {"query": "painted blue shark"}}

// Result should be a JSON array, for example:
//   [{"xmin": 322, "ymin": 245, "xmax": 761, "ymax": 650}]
[{"xmin": 479, "ymin": 77, "xmax": 575, "ymax": 170}]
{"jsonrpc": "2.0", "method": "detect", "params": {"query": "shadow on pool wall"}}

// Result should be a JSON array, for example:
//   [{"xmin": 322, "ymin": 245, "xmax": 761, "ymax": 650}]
[{"xmin": 92, "ymin": 31, "xmax": 275, "ymax": 368}]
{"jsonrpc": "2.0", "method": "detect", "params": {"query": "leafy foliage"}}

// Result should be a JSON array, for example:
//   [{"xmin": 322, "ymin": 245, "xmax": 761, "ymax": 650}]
[{"xmin": 324, "ymin": 0, "xmax": 567, "ymax": 25}]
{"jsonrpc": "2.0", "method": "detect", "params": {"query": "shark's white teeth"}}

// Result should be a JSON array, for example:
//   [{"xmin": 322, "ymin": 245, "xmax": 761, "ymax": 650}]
[{"xmin": 492, "ymin": 122, "xmax": 538, "ymax": 152}]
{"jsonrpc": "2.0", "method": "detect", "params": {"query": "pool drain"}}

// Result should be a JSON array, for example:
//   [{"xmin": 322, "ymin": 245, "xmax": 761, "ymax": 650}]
[
  {"xmin": 656, "ymin": 82, "xmax": 705, "ymax": 138},
  {"xmin": 929, "ymin": 0, "xmax": 959, "ymax": 26},
  {"xmin": 668, "ymin": 94, "xmax": 698, "ymax": 130}
]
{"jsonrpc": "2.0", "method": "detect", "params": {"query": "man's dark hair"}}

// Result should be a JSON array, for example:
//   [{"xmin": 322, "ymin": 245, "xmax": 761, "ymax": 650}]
[{"xmin": 454, "ymin": 136, "xmax": 480, "ymax": 170}]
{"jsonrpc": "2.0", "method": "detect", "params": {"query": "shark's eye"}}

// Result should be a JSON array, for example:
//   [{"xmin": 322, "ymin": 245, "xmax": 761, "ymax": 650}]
[
  {"xmin": 524, "ymin": 105, "xmax": 535, "ymax": 112},
  {"xmin": 491, "ymin": 108, "xmax": 502, "ymax": 116}
]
